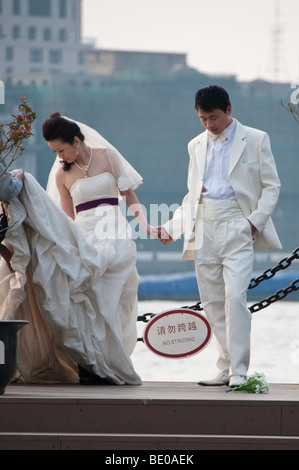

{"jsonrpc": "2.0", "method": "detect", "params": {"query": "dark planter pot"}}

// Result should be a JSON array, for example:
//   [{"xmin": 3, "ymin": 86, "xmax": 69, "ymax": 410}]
[{"xmin": 0, "ymin": 321, "xmax": 28, "ymax": 395}]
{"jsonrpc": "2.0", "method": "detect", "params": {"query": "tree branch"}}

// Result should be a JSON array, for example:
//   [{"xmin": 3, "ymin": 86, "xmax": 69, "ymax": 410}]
[
  {"xmin": 0, "ymin": 97, "xmax": 36, "ymax": 178},
  {"xmin": 280, "ymin": 99, "xmax": 299, "ymax": 125}
]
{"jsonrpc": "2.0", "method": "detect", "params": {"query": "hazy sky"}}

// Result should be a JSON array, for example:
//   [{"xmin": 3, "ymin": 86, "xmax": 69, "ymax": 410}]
[{"xmin": 82, "ymin": 0, "xmax": 299, "ymax": 83}]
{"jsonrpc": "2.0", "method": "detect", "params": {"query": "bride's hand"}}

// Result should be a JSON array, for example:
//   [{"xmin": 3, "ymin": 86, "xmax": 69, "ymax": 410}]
[
  {"xmin": 147, "ymin": 225, "xmax": 160, "ymax": 240},
  {"xmin": 158, "ymin": 226, "xmax": 173, "ymax": 245}
]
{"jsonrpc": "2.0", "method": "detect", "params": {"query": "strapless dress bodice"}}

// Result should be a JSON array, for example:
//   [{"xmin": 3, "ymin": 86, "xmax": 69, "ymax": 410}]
[
  {"xmin": 69, "ymin": 171, "xmax": 130, "ymax": 243},
  {"xmin": 70, "ymin": 172, "xmax": 118, "ymax": 207}
]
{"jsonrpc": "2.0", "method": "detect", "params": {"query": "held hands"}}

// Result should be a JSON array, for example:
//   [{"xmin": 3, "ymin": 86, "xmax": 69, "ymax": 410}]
[
  {"xmin": 147, "ymin": 225, "xmax": 160, "ymax": 240},
  {"xmin": 157, "ymin": 226, "xmax": 173, "ymax": 245},
  {"xmin": 123, "ymin": 190, "xmax": 173, "ymax": 244},
  {"xmin": 146, "ymin": 225, "xmax": 173, "ymax": 244}
]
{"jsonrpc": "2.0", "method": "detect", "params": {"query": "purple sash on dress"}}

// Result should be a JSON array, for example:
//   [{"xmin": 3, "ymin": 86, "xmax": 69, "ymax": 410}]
[{"xmin": 75, "ymin": 198, "xmax": 119, "ymax": 214}]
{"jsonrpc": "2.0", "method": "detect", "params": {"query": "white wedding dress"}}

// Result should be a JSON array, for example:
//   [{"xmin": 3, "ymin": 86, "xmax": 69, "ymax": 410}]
[
  {"xmin": 70, "ymin": 172, "xmax": 140, "ymax": 357},
  {"xmin": 0, "ymin": 173, "xmax": 142, "ymax": 386},
  {"xmin": 0, "ymin": 118, "xmax": 144, "ymax": 386}
]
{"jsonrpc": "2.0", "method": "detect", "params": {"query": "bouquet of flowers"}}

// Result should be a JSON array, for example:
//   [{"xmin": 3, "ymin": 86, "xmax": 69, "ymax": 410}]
[{"xmin": 230, "ymin": 372, "xmax": 270, "ymax": 394}]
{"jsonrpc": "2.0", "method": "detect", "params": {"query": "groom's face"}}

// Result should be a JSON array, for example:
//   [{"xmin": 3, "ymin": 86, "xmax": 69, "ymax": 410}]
[{"xmin": 197, "ymin": 106, "xmax": 232, "ymax": 135}]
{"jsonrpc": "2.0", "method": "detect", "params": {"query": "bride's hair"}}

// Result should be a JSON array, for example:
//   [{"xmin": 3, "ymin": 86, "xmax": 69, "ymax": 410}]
[
  {"xmin": 42, "ymin": 112, "xmax": 85, "ymax": 143},
  {"xmin": 42, "ymin": 112, "xmax": 85, "ymax": 171}
]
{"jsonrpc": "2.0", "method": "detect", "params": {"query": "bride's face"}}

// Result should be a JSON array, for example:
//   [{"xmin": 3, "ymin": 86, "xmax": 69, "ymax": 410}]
[{"xmin": 48, "ymin": 138, "xmax": 77, "ymax": 164}]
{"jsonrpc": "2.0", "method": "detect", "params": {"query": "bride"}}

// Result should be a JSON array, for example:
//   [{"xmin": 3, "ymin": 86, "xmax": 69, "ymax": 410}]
[
  {"xmin": 0, "ymin": 114, "xmax": 155, "ymax": 387},
  {"xmin": 42, "ymin": 113, "xmax": 157, "ymax": 385}
]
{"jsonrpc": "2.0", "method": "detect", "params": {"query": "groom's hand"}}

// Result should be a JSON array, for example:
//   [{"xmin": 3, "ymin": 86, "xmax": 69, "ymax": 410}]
[{"xmin": 157, "ymin": 226, "xmax": 173, "ymax": 245}]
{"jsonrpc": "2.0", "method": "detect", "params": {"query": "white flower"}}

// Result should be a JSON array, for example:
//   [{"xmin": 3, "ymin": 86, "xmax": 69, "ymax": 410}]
[{"xmin": 231, "ymin": 372, "xmax": 270, "ymax": 394}]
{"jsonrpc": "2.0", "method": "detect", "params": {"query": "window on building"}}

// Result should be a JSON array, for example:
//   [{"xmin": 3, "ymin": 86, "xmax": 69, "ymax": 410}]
[
  {"xmin": 12, "ymin": 25, "xmax": 21, "ymax": 39},
  {"xmin": 29, "ymin": 0, "xmax": 51, "ymax": 17},
  {"xmin": 72, "ymin": 2, "xmax": 78, "ymax": 21},
  {"xmin": 59, "ymin": 28, "xmax": 67, "ymax": 42},
  {"xmin": 6, "ymin": 47, "xmax": 14, "ymax": 61},
  {"xmin": 30, "ymin": 48, "xmax": 44, "ymax": 63},
  {"xmin": 59, "ymin": 0, "xmax": 67, "ymax": 18},
  {"xmin": 50, "ymin": 49, "xmax": 62, "ymax": 64},
  {"xmin": 13, "ymin": 0, "xmax": 21, "ymax": 15},
  {"xmin": 0, "ymin": 0, "xmax": 3, "ymax": 15},
  {"xmin": 28, "ymin": 26, "xmax": 37, "ymax": 40},
  {"xmin": 43, "ymin": 27, "xmax": 52, "ymax": 41},
  {"xmin": 78, "ymin": 51, "xmax": 85, "ymax": 65}
]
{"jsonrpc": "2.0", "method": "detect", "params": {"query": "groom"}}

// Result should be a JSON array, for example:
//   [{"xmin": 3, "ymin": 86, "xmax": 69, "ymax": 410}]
[{"xmin": 158, "ymin": 85, "xmax": 281, "ymax": 388}]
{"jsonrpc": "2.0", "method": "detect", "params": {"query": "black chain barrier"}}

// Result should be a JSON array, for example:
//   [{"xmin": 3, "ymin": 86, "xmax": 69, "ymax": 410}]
[{"xmin": 137, "ymin": 247, "xmax": 299, "ymax": 326}]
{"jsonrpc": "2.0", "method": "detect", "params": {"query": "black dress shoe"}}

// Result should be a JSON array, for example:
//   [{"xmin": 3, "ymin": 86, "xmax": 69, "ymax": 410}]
[{"xmin": 78, "ymin": 365, "xmax": 115, "ymax": 386}]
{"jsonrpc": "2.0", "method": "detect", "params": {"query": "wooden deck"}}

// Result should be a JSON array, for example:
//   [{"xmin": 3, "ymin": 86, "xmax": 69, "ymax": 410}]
[{"xmin": 1, "ymin": 382, "xmax": 299, "ymax": 450}]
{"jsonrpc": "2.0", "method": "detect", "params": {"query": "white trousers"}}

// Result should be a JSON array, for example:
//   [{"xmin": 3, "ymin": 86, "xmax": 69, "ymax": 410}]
[{"xmin": 194, "ymin": 198, "xmax": 254, "ymax": 378}]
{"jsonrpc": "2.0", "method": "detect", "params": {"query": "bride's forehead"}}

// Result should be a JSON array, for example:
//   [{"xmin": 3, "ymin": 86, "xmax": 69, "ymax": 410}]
[{"xmin": 48, "ymin": 139, "xmax": 70, "ymax": 150}]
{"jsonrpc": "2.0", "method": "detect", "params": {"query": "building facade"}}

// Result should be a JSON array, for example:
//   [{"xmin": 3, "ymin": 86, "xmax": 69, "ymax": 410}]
[
  {"xmin": 86, "ymin": 49, "xmax": 187, "ymax": 77},
  {"xmin": 0, "ymin": 0, "xmax": 189, "ymax": 86},
  {"xmin": 0, "ymin": 0, "xmax": 89, "ymax": 85}
]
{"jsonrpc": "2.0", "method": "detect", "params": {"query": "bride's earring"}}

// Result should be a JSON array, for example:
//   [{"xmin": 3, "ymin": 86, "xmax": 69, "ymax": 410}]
[{"xmin": 76, "ymin": 145, "xmax": 79, "ymax": 157}]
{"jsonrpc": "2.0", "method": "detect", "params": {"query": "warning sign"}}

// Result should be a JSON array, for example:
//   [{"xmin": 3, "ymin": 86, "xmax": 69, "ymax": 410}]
[{"xmin": 143, "ymin": 309, "xmax": 212, "ymax": 359}]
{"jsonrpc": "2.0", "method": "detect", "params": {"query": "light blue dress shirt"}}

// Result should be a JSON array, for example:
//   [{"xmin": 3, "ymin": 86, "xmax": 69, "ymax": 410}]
[{"xmin": 202, "ymin": 119, "xmax": 237, "ymax": 200}]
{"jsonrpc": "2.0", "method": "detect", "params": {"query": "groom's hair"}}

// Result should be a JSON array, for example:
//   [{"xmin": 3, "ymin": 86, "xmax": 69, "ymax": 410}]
[
  {"xmin": 195, "ymin": 85, "xmax": 231, "ymax": 113},
  {"xmin": 42, "ymin": 112, "xmax": 85, "ymax": 144}
]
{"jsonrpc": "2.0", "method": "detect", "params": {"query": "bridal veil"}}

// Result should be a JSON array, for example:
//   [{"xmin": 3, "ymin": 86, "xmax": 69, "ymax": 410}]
[{"xmin": 46, "ymin": 117, "xmax": 143, "ymax": 205}]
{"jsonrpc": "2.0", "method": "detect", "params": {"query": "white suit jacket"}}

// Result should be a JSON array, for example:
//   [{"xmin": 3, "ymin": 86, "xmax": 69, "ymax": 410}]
[{"xmin": 164, "ymin": 120, "xmax": 282, "ymax": 260}]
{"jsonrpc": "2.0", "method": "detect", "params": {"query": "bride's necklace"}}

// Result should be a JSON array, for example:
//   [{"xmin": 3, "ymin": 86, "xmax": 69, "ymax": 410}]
[{"xmin": 74, "ymin": 147, "xmax": 93, "ymax": 178}]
